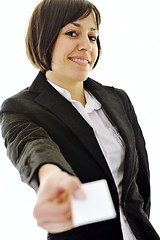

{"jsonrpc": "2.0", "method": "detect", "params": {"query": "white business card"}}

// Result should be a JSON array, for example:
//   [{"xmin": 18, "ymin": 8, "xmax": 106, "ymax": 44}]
[{"xmin": 71, "ymin": 179, "xmax": 116, "ymax": 227}]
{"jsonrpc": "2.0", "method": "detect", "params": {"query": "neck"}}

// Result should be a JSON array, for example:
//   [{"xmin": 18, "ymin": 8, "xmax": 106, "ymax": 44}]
[{"xmin": 70, "ymin": 86, "xmax": 86, "ymax": 107}]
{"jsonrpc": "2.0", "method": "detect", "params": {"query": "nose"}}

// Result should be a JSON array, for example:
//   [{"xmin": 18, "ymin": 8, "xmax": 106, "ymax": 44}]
[{"xmin": 78, "ymin": 35, "xmax": 92, "ymax": 52}]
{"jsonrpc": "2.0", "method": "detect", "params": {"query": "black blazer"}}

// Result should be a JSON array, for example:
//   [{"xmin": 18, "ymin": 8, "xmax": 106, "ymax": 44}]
[{"xmin": 0, "ymin": 72, "xmax": 159, "ymax": 240}]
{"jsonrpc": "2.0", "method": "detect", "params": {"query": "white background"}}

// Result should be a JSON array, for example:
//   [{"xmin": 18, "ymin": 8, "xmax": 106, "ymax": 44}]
[{"xmin": 0, "ymin": 0, "xmax": 160, "ymax": 239}]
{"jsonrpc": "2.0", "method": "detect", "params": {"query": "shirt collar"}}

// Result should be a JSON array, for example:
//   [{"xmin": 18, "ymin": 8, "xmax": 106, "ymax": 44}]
[
  {"xmin": 48, "ymin": 80, "xmax": 74, "ymax": 102},
  {"xmin": 84, "ymin": 90, "xmax": 101, "ymax": 113},
  {"xmin": 48, "ymin": 80, "xmax": 102, "ymax": 112}
]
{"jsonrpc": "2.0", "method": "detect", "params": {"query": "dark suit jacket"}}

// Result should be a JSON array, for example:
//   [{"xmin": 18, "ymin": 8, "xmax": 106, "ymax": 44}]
[{"xmin": 0, "ymin": 72, "xmax": 159, "ymax": 240}]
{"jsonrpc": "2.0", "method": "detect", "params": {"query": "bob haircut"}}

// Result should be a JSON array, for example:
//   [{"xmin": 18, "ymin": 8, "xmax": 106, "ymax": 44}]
[{"xmin": 25, "ymin": 0, "xmax": 101, "ymax": 72}]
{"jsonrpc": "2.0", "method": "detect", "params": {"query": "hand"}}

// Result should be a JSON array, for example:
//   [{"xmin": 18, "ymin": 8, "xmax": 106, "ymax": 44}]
[{"xmin": 33, "ymin": 164, "xmax": 85, "ymax": 233}]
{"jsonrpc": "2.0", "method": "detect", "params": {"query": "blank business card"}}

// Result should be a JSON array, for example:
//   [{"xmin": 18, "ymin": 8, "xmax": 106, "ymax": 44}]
[{"xmin": 71, "ymin": 179, "xmax": 117, "ymax": 227}]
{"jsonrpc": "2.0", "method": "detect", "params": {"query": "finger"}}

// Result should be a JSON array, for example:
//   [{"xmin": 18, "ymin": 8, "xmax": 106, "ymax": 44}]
[
  {"xmin": 34, "ymin": 193, "xmax": 71, "ymax": 219},
  {"xmin": 51, "ymin": 190, "xmax": 70, "ymax": 204},
  {"xmin": 41, "ymin": 221, "xmax": 74, "ymax": 233},
  {"xmin": 36, "ymin": 204, "xmax": 73, "ymax": 234},
  {"xmin": 37, "ymin": 210, "xmax": 72, "ymax": 227},
  {"xmin": 37, "ymin": 171, "xmax": 86, "ymax": 204},
  {"xmin": 37, "ymin": 172, "xmax": 79, "ymax": 201},
  {"xmin": 57, "ymin": 174, "xmax": 86, "ymax": 199}
]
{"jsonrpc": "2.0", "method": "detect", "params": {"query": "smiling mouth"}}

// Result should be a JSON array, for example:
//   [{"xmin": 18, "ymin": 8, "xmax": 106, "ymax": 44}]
[{"xmin": 69, "ymin": 57, "xmax": 90, "ymax": 66}]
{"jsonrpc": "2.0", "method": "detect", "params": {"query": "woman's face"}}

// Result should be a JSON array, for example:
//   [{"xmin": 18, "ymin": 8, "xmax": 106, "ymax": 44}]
[{"xmin": 47, "ymin": 12, "xmax": 99, "ymax": 88}]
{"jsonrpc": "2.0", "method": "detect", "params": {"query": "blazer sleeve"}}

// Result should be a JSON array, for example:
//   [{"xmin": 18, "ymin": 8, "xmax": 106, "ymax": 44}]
[
  {"xmin": 0, "ymin": 98, "xmax": 76, "ymax": 192},
  {"xmin": 115, "ymin": 88, "xmax": 151, "ymax": 217}
]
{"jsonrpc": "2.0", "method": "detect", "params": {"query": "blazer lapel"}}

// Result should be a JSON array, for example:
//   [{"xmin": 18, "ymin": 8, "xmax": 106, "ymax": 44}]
[
  {"xmin": 85, "ymin": 79, "xmax": 138, "ymax": 198},
  {"xmin": 29, "ymin": 72, "xmax": 114, "ymax": 182},
  {"xmin": 84, "ymin": 79, "xmax": 134, "ymax": 145}
]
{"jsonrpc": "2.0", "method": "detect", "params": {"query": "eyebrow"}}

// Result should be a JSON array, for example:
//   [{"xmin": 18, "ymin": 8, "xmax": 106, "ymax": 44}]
[{"xmin": 71, "ymin": 22, "xmax": 98, "ymax": 31}]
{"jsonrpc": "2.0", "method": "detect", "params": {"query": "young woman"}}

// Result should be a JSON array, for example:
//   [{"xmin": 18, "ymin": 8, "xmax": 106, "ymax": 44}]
[{"xmin": 0, "ymin": 0, "xmax": 159, "ymax": 239}]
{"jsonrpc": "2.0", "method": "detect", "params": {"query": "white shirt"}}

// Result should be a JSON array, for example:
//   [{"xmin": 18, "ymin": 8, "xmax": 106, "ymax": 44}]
[{"xmin": 48, "ymin": 81, "xmax": 136, "ymax": 240}]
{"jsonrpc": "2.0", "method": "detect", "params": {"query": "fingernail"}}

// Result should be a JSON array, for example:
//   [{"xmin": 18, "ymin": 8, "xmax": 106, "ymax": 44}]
[{"xmin": 74, "ymin": 189, "xmax": 86, "ymax": 199}]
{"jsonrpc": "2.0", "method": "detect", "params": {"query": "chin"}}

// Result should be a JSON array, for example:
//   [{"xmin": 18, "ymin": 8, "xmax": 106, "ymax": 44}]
[
  {"xmin": 76, "ymin": 74, "xmax": 89, "ymax": 82},
  {"xmin": 75, "ymin": 70, "xmax": 91, "ymax": 81}
]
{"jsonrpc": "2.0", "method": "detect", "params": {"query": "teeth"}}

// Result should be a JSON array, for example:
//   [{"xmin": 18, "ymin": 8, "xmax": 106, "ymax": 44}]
[{"xmin": 71, "ymin": 58, "xmax": 88, "ymax": 64}]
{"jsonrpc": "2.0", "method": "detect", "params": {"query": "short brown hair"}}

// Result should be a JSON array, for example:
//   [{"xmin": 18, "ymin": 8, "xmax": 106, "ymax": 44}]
[{"xmin": 25, "ymin": 0, "xmax": 101, "ymax": 72}]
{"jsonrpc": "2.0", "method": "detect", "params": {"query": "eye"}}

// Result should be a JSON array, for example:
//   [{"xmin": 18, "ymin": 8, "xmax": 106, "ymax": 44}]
[
  {"xmin": 65, "ymin": 31, "xmax": 78, "ymax": 37},
  {"xmin": 89, "ymin": 35, "xmax": 98, "ymax": 42}
]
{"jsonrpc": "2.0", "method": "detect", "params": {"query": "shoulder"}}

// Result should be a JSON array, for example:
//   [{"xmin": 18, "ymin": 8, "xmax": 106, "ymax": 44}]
[
  {"xmin": 0, "ymin": 72, "xmax": 49, "ymax": 112},
  {"xmin": 86, "ymin": 77, "xmax": 130, "ymax": 101},
  {"xmin": 85, "ymin": 77, "xmax": 133, "ymax": 116},
  {"xmin": 0, "ymin": 73, "xmax": 41, "ymax": 114}
]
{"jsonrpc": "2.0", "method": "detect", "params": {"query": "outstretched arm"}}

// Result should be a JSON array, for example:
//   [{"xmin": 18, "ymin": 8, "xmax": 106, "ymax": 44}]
[{"xmin": 33, "ymin": 164, "xmax": 85, "ymax": 233}]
